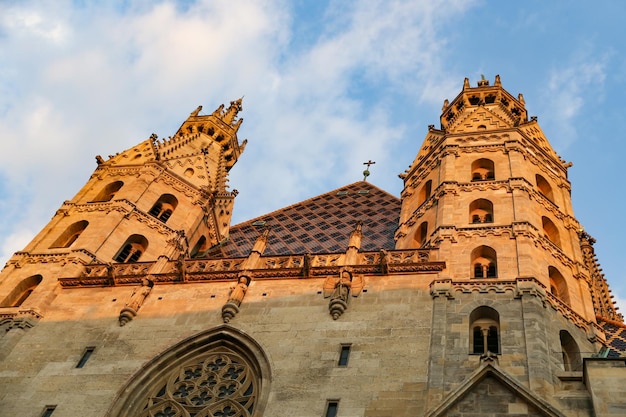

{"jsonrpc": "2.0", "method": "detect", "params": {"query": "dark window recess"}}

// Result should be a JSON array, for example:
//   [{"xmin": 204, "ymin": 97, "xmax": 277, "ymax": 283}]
[
  {"xmin": 76, "ymin": 347, "xmax": 95, "ymax": 368},
  {"xmin": 338, "ymin": 345, "xmax": 351, "ymax": 366},
  {"xmin": 326, "ymin": 401, "xmax": 339, "ymax": 417},
  {"xmin": 41, "ymin": 406, "xmax": 56, "ymax": 417}
]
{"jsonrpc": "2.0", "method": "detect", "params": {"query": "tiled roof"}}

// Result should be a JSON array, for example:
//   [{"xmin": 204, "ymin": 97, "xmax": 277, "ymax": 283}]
[
  {"xmin": 599, "ymin": 319, "xmax": 626, "ymax": 357},
  {"xmin": 204, "ymin": 181, "xmax": 400, "ymax": 258}
]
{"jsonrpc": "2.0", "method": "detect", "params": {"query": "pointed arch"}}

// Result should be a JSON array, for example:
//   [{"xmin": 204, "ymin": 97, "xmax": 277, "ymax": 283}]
[
  {"xmin": 92, "ymin": 181, "xmax": 123, "ymax": 202},
  {"xmin": 149, "ymin": 194, "xmax": 179, "ymax": 223},
  {"xmin": 469, "ymin": 199, "xmax": 494, "ymax": 224},
  {"xmin": 418, "ymin": 180, "xmax": 433, "ymax": 206},
  {"xmin": 559, "ymin": 330, "xmax": 581, "ymax": 371},
  {"xmin": 114, "ymin": 234, "xmax": 148, "ymax": 263},
  {"xmin": 471, "ymin": 158, "xmax": 495, "ymax": 181},
  {"xmin": 536, "ymin": 174, "xmax": 554, "ymax": 204},
  {"xmin": 49, "ymin": 220, "xmax": 89, "ymax": 248},
  {"xmin": 469, "ymin": 306, "xmax": 500, "ymax": 355},
  {"xmin": 0, "ymin": 275, "xmax": 42, "ymax": 307},
  {"xmin": 414, "ymin": 221, "xmax": 428, "ymax": 248},
  {"xmin": 542, "ymin": 216, "xmax": 561, "ymax": 248},
  {"xmin": 471, "ymin": 246, "xmax": 497, "ymax": 278},
  {"xmin": 549, "ymin": 267, "xmax": 570, "ymax": 306},
  {"xmin": 104, "ymin": 325, "xmax": 271, "ymax": 417}
]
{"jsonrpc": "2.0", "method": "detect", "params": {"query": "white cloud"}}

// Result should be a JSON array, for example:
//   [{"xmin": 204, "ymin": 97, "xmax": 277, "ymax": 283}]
[
  {"xmin": 0, "ymin": 0, "xmax": 474, "ymax": 266},
  {"xmin": 540, "ymin": 46, "xmax": 609, "ymax": 149}
]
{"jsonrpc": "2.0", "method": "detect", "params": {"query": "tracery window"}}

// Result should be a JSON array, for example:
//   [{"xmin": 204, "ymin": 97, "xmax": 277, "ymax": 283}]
[
  {"xmin": 470, "ymin": 306, "xmax": 500, "ymax": 355},
  {"xmin": 149, "ymin": 194, "xmax": 178, "ymax": 223},
  {"xmin": 114, "ymin": 234, "xmax": 148, "ymax": 263},
  {"xmin": 105, "ymin": 326, "xmax": 270, "ymax": 417},
  {"xmin": 469, "ymin": 199, "xmax": 493, "ymax": 224},
  {"xmin": 140, "ymin": 349, "xmax": 257, "ymax": 417},
  {"xmin": 471, "ymin": 159, "xmax": 495, "ymax": 181}
]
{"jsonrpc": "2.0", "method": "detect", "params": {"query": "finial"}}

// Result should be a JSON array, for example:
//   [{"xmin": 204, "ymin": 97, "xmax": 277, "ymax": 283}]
[
  {"xmin": 481, "ymin": 74, "xmax": 486, "ymax": 80},
  {"xmin": 495, "ymin": 74, "xmax": 501, "ymax": 86},
  {"xmin": 463, "ymin": 78, "xmax": 470, "ymax": 89},
  {"xmin": 190, "ymin": 106, "xmax": 202, "ymax": 117},
  {"xmin": 362, "ymin": 160, "xmax": 376, "ymax": 181}
]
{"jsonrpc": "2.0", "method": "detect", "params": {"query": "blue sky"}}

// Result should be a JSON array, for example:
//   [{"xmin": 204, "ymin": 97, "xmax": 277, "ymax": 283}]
[{"xmin": 0, "ymin": 0, "xmax": 625, "ymax": 312}]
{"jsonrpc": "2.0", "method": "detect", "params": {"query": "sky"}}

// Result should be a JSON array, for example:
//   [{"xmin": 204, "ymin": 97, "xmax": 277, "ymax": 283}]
[{"xmin": 0, "ymin": 0, "xmax": 625, "ymax": 312}]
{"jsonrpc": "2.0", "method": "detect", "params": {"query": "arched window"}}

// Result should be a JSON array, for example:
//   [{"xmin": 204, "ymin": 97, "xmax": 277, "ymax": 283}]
[
  {"xmin": 104, "ymin": 326, "xmax": 271, "ymax": 417},
  {"xmin": 470, "ymin": 306, "xmax": 500, "ymax": 355},
  {"xmin": 418, "ymin": 180, "xmax": 433, "ymax": 206},
  {"xmin": 0, "ymin": 275, "xmax": 43, "ymax": 307},
  {"xmin": 536, "ymin": 174, "xmax": 555, "ymax": 204},
  {"xmin": 92, "ymin": 181, "xmax": 124, "ymax": 202},
  {"xmin": 549, "ymin": 267, "xmax": 571, "ymax": 306},
  {"xmin": 469, "ymin": 199, "xmax": 494, "ymax": 224},
  {"xmin": 542, "ymin": 216, "xmax": 561, "ymax": 248},
  {"xmin": 471, "ymin": 159, "xmax": 495, "ymax": 181},
  {"xmin": 49, "ymin": 220, "xmax": 89, "ymax": 248},
  {"xmin": 114, "ymin": 235, "xmax": 148, "ymax": 263},
  {"xmin": 190, "ymin": 236, "xmax": 207, "ymax": 258},
  {"xmin": 148, "ymin": 194, "xmax": 178, "ymax": 223},
  {"xmin": 560, "ymin": 330, "xmax": 582, "ymax": 371},
  {"xmin": 414, "ymin": 222, "xmax": 428, "ymax": 247},
  {"xmin": 471, "ymin": 246, "xmax": 497, "ymax": 278}
]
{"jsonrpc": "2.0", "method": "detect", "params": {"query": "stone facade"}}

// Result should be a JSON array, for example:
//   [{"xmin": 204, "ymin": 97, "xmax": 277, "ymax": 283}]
[{"xmin": 0, "ymin": 77, "xmax": 624, "ymax": 417}]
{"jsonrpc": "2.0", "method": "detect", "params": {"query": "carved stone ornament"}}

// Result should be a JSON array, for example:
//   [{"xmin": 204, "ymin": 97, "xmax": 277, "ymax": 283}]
[
  {"xmin": 322, "ymin": 267, "xmax": 364, "ymax": 320},
  {"xmin": 222, "ymin": 275, "xmax": 251, "ymax": 323},
  {"xmin": 119, "ymin": 278, "xmax": 154, "ymax": 326}
]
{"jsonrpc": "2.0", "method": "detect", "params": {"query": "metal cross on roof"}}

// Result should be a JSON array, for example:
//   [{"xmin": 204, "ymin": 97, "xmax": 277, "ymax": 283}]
[{"xmin": 362, "ymin": 160, "xmax": 376, "ymax": 181}]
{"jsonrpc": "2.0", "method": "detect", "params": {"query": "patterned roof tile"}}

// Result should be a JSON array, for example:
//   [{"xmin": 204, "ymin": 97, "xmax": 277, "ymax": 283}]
[{"xmin": 203, "ymin": 181, "xmax": 400, "ymax": 258}]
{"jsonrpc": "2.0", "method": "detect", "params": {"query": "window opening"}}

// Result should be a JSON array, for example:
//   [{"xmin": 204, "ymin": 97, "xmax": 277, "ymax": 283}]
[
  {"xmin": 148, "ymin": 194, "xmax": 178, "ymax": 224},
  {"xmin": 325, "ymin": 401, "xmax": 339, "ymax": 417},
  {"xmin": 76, "ymin": 347, "xmax": 95, "ymax": 368},
  {"xmin": 471, "ymin": 159, "xmax": 495, "ymax": 181},
  {"xmin": 0, "ymin": 275, "xmax": 42, "ymax": 307},
  {"xmin": 470, "ymin": 306, "xmax": 500, "ymax": 355},
  {"xmin": 338, "ymin": 344, "xmax": 351, "ymax": 366},
  {"xmin": 92, "ymin": 181, "xmax": 123, "ymax": 202},
  {"xmin": 114, "ymin": 235, "xmax": 148, "ymax": 263},
  {"xmin": 471, "ymin": 246, "xmax": 497, "ymax": 278},
  {"xmin": 41, "ymin": 406, "xmax": 56, "ymax": 417}
]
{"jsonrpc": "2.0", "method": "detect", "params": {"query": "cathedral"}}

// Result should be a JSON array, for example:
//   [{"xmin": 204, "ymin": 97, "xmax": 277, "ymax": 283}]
[{"xmin": 1, "ymin": 76, "xmax": 625, "ymax": 417}]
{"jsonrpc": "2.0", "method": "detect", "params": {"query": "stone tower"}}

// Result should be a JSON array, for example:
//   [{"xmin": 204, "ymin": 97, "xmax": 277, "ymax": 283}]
[
  {"xmin": 0, "ymin": 100, "xmax": 245, "ymax": 327},
  {"xmin": 0, "ymin": 79, "xmax": 625, "ymax": 417}
]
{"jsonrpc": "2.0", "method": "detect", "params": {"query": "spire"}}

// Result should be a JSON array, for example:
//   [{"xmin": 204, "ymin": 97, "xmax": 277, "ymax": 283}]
[{"xmin": 223, "ymin": 98, "xmax": 243, "ymax": 127}]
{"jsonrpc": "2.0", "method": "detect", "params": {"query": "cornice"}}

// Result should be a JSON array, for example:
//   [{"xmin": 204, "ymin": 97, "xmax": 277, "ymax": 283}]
[{"xmin": 58, "ymin": 249, "xmax": 445, "ymax": 288}]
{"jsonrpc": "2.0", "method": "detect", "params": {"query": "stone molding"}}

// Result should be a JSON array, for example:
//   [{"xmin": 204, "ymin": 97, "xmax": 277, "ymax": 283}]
[{"xmin": 58, "ymin": 249, "xmax": 445, "ymax": 288}]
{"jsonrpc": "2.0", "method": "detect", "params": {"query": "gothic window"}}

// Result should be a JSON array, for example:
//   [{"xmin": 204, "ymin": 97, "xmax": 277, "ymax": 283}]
[
  {"xmin": 114, "ymin": 235, "xmax": 148, "ymax": 263},
  {"xmin": 418, "ymin": 180, "xmax": 432, "ymax": 205},
  {"xmin": 105, "ymin": 327, "xmax": 271, "ymax": 417},
  {"xmin": 148, "ymin": 194, "xmax": 178, "ymax": 223},
  {"xmin": 49, "ymin": 220, "xmax": 89, "ymax": 248},
  {"xmin": 471, "ymin": 158, "xmax": 495, "ymax": 181},
  {"xmin": 536, "ymin": 174, "xmax": 555, "ymax": 204},
  {"xmin": 0, "ymin": 275, "xmax": 42, "ymax": 307},
  {"xmin": 469, "ymin": 199, "xmax": 494, "ymax": 224},
  {"xmin": 190, "ymin": 236, "xmax": 208, "ymax": 258},
  {"xmin": 560, "ymin": 330, "xmax": 582, "ymax": 371},
  {"xmin": 92, "ymin": 181, "xmax": 123, "ymax": 202},
  {"xmin": 414, "ymin": 221, "xmax": 428, "ymax": 247},
  {"xmin": 542, "ymin": 216, "xmax": 561, "ymax": 249},
  {"xmin": 470, "ymin": 306, "xmax": 500, "ymax": 355},
  {"xmin": 549, "ymin": 267, "xmax": 571, "ymax": 306},
  {"xmin": 471, "ymin": 246, "xmax": 497, "ymax": 278}
]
